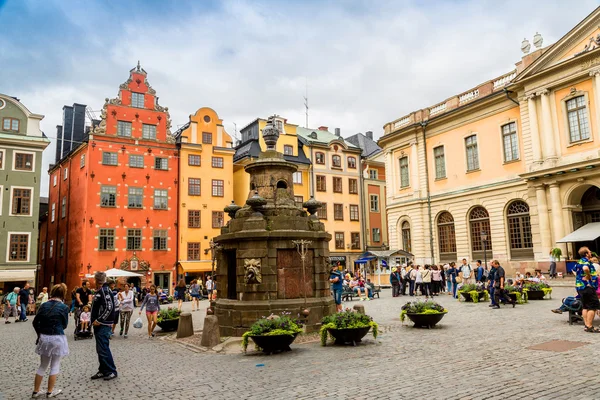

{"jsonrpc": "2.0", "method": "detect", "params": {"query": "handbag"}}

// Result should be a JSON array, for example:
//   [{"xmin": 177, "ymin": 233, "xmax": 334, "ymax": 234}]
[{"xmin": 455, "ymin": 275, "xmax": 463, "ymax": 284}]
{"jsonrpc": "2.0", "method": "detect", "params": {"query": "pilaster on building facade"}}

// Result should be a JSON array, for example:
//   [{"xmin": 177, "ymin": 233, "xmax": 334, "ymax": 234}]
[
  {"xmin": 0, "ymin": 94, "xmax": 49, "ymax": 292},
  {"xmin": 38, "ymin": 63, "xmax": 178, "ymax": 293},
  {"xmin": 380, "ymin": 7, "xmax": 600, "ymax": 275},
  {"xmin": 175, "ymin": 107, "xmax": 235, "ymax": 281}
]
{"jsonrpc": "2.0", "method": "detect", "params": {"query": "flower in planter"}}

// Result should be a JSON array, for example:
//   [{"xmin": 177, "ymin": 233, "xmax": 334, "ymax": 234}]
[
  {"xmin": 157, "ymin": 307, "xmax": 181, "ymax": 323},
  {"xmin": 458, "ymin": 283, "xmax": 489, "ymax": 303},
  {"xmin": 319, "ymin": 309, "xmax": 378, "ymax": 346},
  {"xmin": 400, "ymin": 300, "xmax": 447, "ymax": 323},
  {"xmin": 241, "ymin": 313, "xmax": 304, "ymax": 352}
]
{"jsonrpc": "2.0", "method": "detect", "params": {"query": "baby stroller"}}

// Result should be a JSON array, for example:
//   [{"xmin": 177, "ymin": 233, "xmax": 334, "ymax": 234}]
[{"xmin": 73, "ymin": 307, "xmax": 93, "ymax": 341}]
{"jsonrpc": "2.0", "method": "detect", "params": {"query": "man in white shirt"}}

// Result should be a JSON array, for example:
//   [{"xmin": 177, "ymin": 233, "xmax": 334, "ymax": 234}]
[{"xmin": 460, "ymin": 259, "xmax": 473, "ymax": 285}]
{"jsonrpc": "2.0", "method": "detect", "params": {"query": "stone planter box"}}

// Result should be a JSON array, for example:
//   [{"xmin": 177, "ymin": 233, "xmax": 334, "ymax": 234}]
[
  {"xmin": 508, "ymin": 293, "xmax": 518, "ymax": 303},
  {"xmin": 250, "ymin": 333, "xmax": 299, "ymax": 354},
  {"xmin": 326, "ymin": 326, "xmax": 371, "ymax": 346},
  {"xmin": 405, "ymin": 312, "xmax": 447, "ymax": 328},
  {"xmin": 459, "ymin": 291, "xmax": 487, "ymax": 302},
  {"xmin": 157, "ymin": 318, "xmax": 179, "ymax": 332},
  {"xmin": 526, "ymin": 290, "xmax": 545, "ymax": 300}
]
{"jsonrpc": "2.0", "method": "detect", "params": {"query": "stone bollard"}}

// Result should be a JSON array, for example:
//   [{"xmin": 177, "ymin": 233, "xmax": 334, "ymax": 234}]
[
  {"xmin": 200, "ymin": 315, "xmax": 221, "ymax": 348},
  {"xmin": 353, "ymin": 304, "xmax": 365, "ymax": 315},
  {"xmin": 176, "ymin": 312, "xmax": 194, "ymax": 339}
]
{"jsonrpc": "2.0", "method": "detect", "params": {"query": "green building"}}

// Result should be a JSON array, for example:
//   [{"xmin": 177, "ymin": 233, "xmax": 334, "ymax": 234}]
[{"xmin": 0, "ymin": 94, "xmax": 49, "ymax": 293}]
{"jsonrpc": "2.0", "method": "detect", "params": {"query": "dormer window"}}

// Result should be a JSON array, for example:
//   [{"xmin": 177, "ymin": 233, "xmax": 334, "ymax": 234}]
[
  {"xmin": 275, "ymin": 119, "xmax": 283, "ymax": 133},
  {"xmin": 3, "ymin": 118, "xmax": 20, "ymax": 132},
  {"xmin": 347, "ymin": 156, "xmax": 356, "ymax": 169},
  {"xmin": 315, "ymin": 152, "xmax": 325, "ymax": 164},
  {"xmin": 131, "ymin": 92, "xmax": 144, "ymax": 108}
]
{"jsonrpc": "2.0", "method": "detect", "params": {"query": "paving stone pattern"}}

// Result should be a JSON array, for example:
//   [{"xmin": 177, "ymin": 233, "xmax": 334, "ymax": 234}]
[{"xmin": 0, "ymin": 288, "xmax": 596, "ymax": 399}]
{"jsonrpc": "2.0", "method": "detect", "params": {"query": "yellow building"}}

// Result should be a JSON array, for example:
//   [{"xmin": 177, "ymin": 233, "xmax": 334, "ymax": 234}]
[
  {"xmin": 234, "ymin": 118, "xmax": 364, "ymax": 269},
  {"xmin": 176, "ymin": 107, "xmax": 234, "ymax": 282},
  {"xmin": 380, "ymin": 7, "xmax": 600, "ymax": 275}
]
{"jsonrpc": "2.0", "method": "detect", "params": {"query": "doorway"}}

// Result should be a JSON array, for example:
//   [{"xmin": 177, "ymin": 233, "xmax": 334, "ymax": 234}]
[
  {"xmin": 154, "ymin": 273, "xmax": 171, "ymax": 294},
  {"xmin": 572, "ymin": 185, "xmax": 600, "ymax": 255}
]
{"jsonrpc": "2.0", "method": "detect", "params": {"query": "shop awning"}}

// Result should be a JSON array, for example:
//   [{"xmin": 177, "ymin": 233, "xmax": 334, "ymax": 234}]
[
  {"xmin": 0, "ymin": 269, "xmax": 35, "ymax": 282},
  {"xmin": 557, "ymin": 223, "xmax": 600, "ymax": 243},
  {"xmin": 366, "ymin": 250, "xmax": 414, "ymax": 258},
  {"xmin": 179, "ymin": 261, "xmax": 213, "ymax": 273},
  {"xmin": 354, "ymin": 257, "xmax": 375, "ymax": 264}
]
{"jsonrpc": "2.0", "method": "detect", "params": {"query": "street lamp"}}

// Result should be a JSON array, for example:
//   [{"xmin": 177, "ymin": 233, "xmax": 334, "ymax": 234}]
[
  {"xmin": 481, "ymin": 230, "xmax": 488, "ymax": 270},
  {"xmin": 204, "ymin": 240, "xmax": 222, "ymax": 293},
  {"xmin": 292, "ymin": 239, "xmax": 311, "ymax": 317}
]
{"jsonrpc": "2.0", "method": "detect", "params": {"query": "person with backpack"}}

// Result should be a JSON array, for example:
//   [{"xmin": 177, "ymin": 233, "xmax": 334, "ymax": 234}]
[
  {"xmin": 4, "ymin": 287, "xmax": 19, "ymax": 324},
  {"xmin": 460, "ymin": 259, "xmax": 473, "ymax": 285},
  {"xmin": 447, "ymin": 263, "xmax": 458, "ymax": 299},
  {"xmin": 476, "ymin": 261, "xmax": 484, "ymax": 283},
  {"xmin": 389, "ymin": 267, "xmax": 401, "ymax": 297}
]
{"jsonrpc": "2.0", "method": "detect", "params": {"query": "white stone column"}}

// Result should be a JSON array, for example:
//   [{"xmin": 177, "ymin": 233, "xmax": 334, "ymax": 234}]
[
  {"xmin": 534, "ymin": 184, "xmax": 552, "ymax": 257},
  {"xmin": 527, "ymin": 94, "xmax": 542, "ymax": 164},
  {"xmin": 386, "ymin": 150, "xmax": 395, "ymax": 198},
  {"xmin": 410, "ymin": 142, "xmax": 419, "ymax": 195},
  {"xmin": 548, "ymin": 182, "xmax": 566, "ymax": 250},
  {"xmin": 538, "ymin": 89, "xmax": 557, "ymax": 160}
]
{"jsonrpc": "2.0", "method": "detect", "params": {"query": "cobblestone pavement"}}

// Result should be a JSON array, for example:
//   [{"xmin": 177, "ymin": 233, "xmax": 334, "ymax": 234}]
[{"xmin": 1, "ymin": 287, "xmax": 597, "ymax": 400}]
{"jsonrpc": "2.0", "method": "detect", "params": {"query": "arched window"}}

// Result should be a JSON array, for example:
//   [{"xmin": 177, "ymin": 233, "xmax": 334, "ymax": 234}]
[
  {"xmin": 469, "ymin": 206, "xmax": 492, "ymax": 260},
  {"xmin": 315, "ymin": 152, "xmax": 325, "ymax": 164},
  {"xmin": 401, "ymin": 221, "xmax": 411, "ymax": 253},
  {"xmin": 347, "ymin": 156, "xmax": 356, "ymax": 169},
  {"xmin": 507, "ymin": 200, "xmax": 533, "ymax": 259},
  {"xmin": 332, "ymin": 155, "xmax": 341, "ymax": 168},
  {"xmin": 437, "ymin": 212, "xmax": 456, "ymax": 262}
]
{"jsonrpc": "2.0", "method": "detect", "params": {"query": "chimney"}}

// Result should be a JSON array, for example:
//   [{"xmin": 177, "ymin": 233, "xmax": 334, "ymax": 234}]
[
  {"xmin": 61, "ymin": 105, "xmax": 73, "ymax": 160},
  {"xmin": 55, "ymin": 125, "xmax": 63, "ymax": 164},
  {"xmin": 318, "ymin": 126, "xmax": 328, "ymax": 131},
  {"xmin": 71, "ymin": 103, "xmax": 87, "ymax": 150},
  {"xmin": 335, "ymin": 128, "xmax": 341, "ymax": 137},
  {"xmin": 366, "ymin": 131, "xmax": 373, "ymax": 140}
]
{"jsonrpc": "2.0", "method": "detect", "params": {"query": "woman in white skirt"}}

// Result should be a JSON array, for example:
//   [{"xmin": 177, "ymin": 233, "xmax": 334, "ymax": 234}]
[{"xmin": 31, "ymin": 283, "xmax": 69, "ymax": 398}]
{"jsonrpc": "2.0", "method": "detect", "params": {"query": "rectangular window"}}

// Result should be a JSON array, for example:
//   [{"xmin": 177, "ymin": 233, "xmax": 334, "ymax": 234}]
[
  {"xmin": 51, "ymin": 203, "xmax": 56, "ymax": 222},
  {"xmin": 63, "ymin": 168, "xmax": 68, "ymax": 180},
  {"xmin": 333, "ymin": 177, "xmax": 342, "ymax": 193},
  {"xmin": 349, "ymin": 204, "xmax": 359, "ymax": 221},
  {"xmin": 12, "ymin": 188, "xmax": 31, "ymax": 215},
  {"xmin": 202, "ymin": 132, "xmax": 213, "ymax": 144},
  {"xmin": 102, "ymin": 152, "xmax": 118, "ymax": 166},
  {"xmin": 347, "ymin": 157, "xmax": 356, "ymax": 169},
  {"xmin": 153, "ymin": 230, "xmax": 168, "ymax": 250},
  {"xmin": 335, "ymin": 232, "xmax": 345, "ymax": 249},
  {"xmin": 334, "ymin": 203, "xmax": 344, "ymax": 220},
  {"xmin": 188, "ymin": 154, "xmax": 201, "ymax": 166},
  {"xmin": 3, "ymin": 118, "xmax": 20, "ymax": 132},
  {"xmin": 101, "ymin": 186, "xmax": 117, "ymax": 207},
  {"xmin": 369, "ymin": 169, "xmax": 378, "ymax": 180},
  {"xmin": 188, "ymin": 178, "xmax": 201, "ymax": 196},
  {"xmin": 59, "ymin": 237, "xmax": 64, "ymax": 258},
  {"xmin": 293, "ymin": 171, "xmax": 302, "ymax": 184},
  {"xmin": 370, "ymin": 194, "xmax": 379, "ymax": 212},
  {"xmin": 502, "ymin": 122, "xmax": 519, "ymax": 162},
  {"xmin": 567, "ymin": 96, "xmax": 590, "ymax": 143},
  {"xmin": 61, "ymin": 196, "xmax": 66, "ymax": 218},
  {"xmin": 188, "ymin": 210, "xmax": 201, "ymax": 228},
  {"xmin": 80, "ymin": 154, "xmax": 85, "ymax": 168},
  {"xmin": 126, "ymin": 229, "xmax": 142, "ymax": 250},
  {"xmin": 465, "ymin": 135, "xmax": 479, "ymax": 171},
  {"xmin": 131, "ymin": 92, "xmax": 144, "ymax": 108},
  {"xmin": 117, "ymin": 121, "xmax": 132, "ymax": 137},
  {"xmin": 153, "ymin": 189, "xmax": 168, "ymax": 210},
  {"xmin": 142, "ymin": 124, "xmax": 157, "ymax": 140},
  {"xmin": 129, "ymin": 155, "xmax": 144, "ymax": 168},
  {"xmin": 434, "ymin": 146, "xmax": 446, "ymax": 179},
  {"xmin": 212, "ymin": 180, "xmax": 224, "ymax": 197},
  {"xmin": 212, "ymin": 157, "xmax": 223, "ymax": 168},
  {"xmin": 315, "ymin": 152, "xmax": 325, "ymax": 164},
  {"xmin": 212, "ymin": 211, "xmax": 224, "ymax": 228},
  {"xmin": 154, "ymin": 157, "xmax": 168, "ymax": 170},
  {"xmin": 294, "ymin": 196, "xmax": 304, "ymax": 207},
  {"xmin": 351, "ymin": 232, "xmax": 360, "ymax": 249},
  {"xmin": 15, "ymin": 153, "xmax": 33, "ymax": 171},
  {"xmin": 49, "ymin": 240, "xmax": 54, "ymax": 258},
  {"xmin": 399, "ymin": 156, "xmax": 409, "ymax": 188},
  {"xmin": 187, "ymin": 242, "xmax": 201, "ymax": 260},
  {"xmin": 41, "ymin": 242, "xmax": 45, "ymax": 260},
  {"xmin": 348, "ymin": 178, "xmax": 358, "ymax": 194},
  {"xmin": 317, "ymin": 203, "xmax": 327, "ymax": 219},
  {"xmin": 128, "ymin": 187, "xmax": 143, "ymax": 208},
  {"xmin": 316, "ymin": 175, "xmax": 326, "ymax": 192},
  {"xmin": 284, "ymin": 145, "xmax": 293, "ymax": 155},
  {"xmin": 53, "ymin": 175, "xmax": 57, "ymax": 187},
  {"xmin": 9, "ymin": 234, "xmax": 28, "ymax": 261},
  {"xmin": 332, "ymin": 155, "xmax": 342, "ymax": 168},
  {"xmin": 372, "ymin": 228, "xmax": 381, "ymax": 243},
  {"xmin": 99, "ymin": 228, "xmax": 115, "ymax": 250}
]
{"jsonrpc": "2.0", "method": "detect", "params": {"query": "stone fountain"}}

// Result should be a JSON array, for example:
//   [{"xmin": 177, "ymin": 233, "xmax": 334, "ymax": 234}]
[{"xmin": 214, "ymin": 116, "xmax": 335, "ymax": 336}]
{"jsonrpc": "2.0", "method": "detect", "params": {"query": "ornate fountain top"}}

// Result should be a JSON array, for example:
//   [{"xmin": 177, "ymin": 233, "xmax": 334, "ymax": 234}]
[{"xmin": 262, "ymin": 115, "xmax": 280, "ymax": 151}]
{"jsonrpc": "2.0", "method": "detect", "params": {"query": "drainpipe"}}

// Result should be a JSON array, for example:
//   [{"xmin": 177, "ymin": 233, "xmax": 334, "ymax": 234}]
[
  {"xmin": 309, "ymin": 144, "xmax": 315, "ymax": 197},
  {"xmin": 64, "ymin": 156, "xmax": 73, "ymax": 286},
  {"xmin": 420, "ymin": 121, "xmax": 435, "ymax": 264},
  {"xmin": 503, "ymin": 88, "xmax": 520, "ymax": 106},
  {"xmin": 359, "ymin": 159, "xmax": 368, "ymax": 253}
]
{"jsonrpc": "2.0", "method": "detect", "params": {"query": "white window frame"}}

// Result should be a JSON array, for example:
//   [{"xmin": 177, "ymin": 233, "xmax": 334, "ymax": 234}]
[
  {"xmin": 117, "ymin": 121, "xmax": 132, "ymax": 138},
  {"xmin": 433, "ymin": 145, "xmax": 446, "ymax": 180},
  {"xmin": 142, "ymin": 124, "xmax": 157, "ymax": 140},
  {"xmin": 0, "ymin": 149, "xmax": 5, "ymax": 170},
  {"xmin": 131, "ymin": 92, "xmax": 145, "ymax": 108},
  {"xmin": 370, "ymin": 194, "xmax": 379, "ymax": 212},
  {"xmin": 464, "ymin": 134, "xmax": 480, "ymax": 172},
  {"xmin": 372, "ymin": 228, "xmax": 381, "ymax": 243},
  {"xmin": 368, "ymin": 169, "xmax": 378, "ymax": 180},
  {"xmin": 63, "ymin": 167, "xmax": 68, "ymax": 180},
  {"xmin": 49, "ymin": 239, "xmax": 54, "ymax": 258},
  {"xmin": 399, "ymin": 156, "xmax": 410, "ymax": 188},
  {"xmin": 51, "ymin": 203, "xmax": 56, "ymax": 222},
  {"xmin": 6, "ymin": 231, "xmax": 31, "ymax": 263},
  {"xmin": 8, "ymin": 186, "xmax": 34, "ymax": 217},
  {"xmin": 561, "ymin": 90, "xmax": 593, "ymax": 146},
  {"xmin": 80, "ymin": 154, "xmax": 85, "ymax": 168},
  {"xmin": 293, "ymin": 171, "xmax": 302, "ymax": 184},
  {"xmin": 53, "ymin": 175, "xmax": 57, "ymax": 187},
  {"xmin": 500, "ymin": 121, "xmax": 520, "ymax": 163},
  {"xmin": 12, "ymin": 150, "xmax": 36, "ymax": 172}
]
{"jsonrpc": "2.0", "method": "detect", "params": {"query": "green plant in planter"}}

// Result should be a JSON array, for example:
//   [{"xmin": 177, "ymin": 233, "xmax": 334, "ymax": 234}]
[
  {"xmin": 241, "ymin": 313, "xmax": 303, "ymax": 352},
  {"xmin": 523, "ymin": 282, "xmax": 550, "ymax": 291},
  {"xmin": 400, "ymin": 301, "xmax": 447, "ymax": 323},
  {"xmin": 458, "ymin": 284, "xmax": 488, "ymax": 303},
  {"xmin": 504, "ymin": 285, "xmax": 528, "ymax": 303},
  {"xmin": 320, "ymin": 309, "xmax": 378, "ymax": 346},
  {"xmin": 551, "ymin": 247, "xmax": 562, "ymax": 261},
  {"xmin": 157, "ymin": 307, "xmax": 181, "ymax": 323}
]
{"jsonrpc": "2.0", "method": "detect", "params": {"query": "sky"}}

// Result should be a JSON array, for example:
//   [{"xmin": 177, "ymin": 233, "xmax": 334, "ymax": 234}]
[{"xmin": 0, "ymin": 0, "xmax": 598, "ymax": 195}]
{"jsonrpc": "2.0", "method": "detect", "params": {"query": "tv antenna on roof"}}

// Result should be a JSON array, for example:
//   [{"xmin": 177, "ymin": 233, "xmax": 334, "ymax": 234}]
[{"xmin": 303, "ymin": 77, "xmax": 309, "ymax": 128}]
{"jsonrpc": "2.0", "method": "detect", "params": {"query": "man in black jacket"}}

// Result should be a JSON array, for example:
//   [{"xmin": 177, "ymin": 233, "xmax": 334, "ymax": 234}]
[
  {"xmin": 491, "ymin": 260, "xmax": 515, "ymax": 309},
  {"xmin": 90, "ymin": 271, "xmax": 118, "ymax": 381}
]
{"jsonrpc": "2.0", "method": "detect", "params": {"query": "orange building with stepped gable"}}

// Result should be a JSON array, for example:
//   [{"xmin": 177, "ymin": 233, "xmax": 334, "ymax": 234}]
[{"xmin": 38, "ymin": 63, "xmax": 179, "ymax": 293}]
